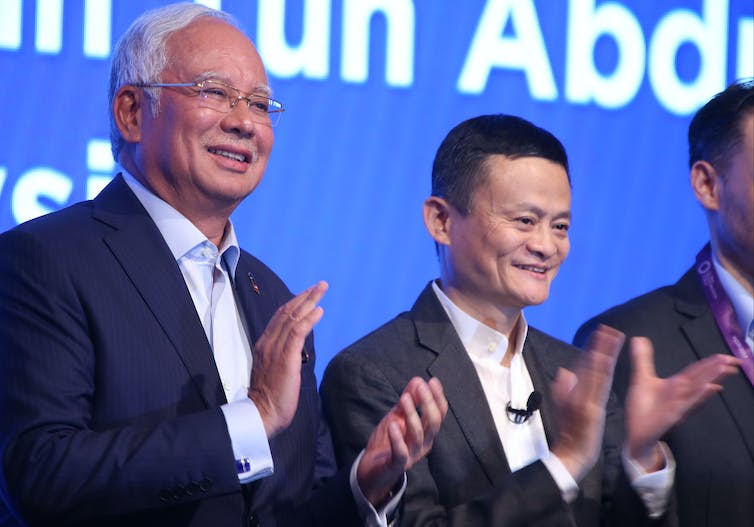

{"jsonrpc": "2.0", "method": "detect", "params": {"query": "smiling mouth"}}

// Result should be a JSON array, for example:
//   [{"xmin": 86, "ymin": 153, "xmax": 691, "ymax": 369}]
[
  {"xmin": 515, "ymin": 264, "xmax": 548, "ymax": 274},
  {"xmin": 207, "ymin": 147, "xmax": 249, "ymax": 163}
]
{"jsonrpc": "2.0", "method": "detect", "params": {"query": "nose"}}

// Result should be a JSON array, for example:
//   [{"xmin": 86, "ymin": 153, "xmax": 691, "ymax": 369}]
[
  {"xmin": 527, "ymin": 225, "xmax": 559, "ymax": 260},
  {"xmin": 220, "ymin": 102, "xmax": 260, "ymax": 137}
]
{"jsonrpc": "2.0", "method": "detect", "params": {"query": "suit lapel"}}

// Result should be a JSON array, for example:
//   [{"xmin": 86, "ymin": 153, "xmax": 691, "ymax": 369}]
[
  {"xmin": 676, "ymin": 270, "xmax": 754, "ymax": 457},
  {"xmin": 522, "ymin": 329, "xmax": 566, "ymax": 447},
  {"xmin": 92, "ymin": 175, "xmax": 225, "ymax": 408},
  {"xmin": 233, "ymin": 261, "xmax": 266, "ymax": 344},
  {"xmin": 412, "ymin": 284, "xmax": 511, "ymax": 481}
]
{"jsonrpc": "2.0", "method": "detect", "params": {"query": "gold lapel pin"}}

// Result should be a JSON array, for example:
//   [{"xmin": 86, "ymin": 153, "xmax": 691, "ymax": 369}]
[{"xmin": 247, "ymin": 273, "xmax": 261, "ymax": 295}]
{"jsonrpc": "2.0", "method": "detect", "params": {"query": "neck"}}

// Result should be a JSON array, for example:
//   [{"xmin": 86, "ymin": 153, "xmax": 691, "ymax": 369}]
[
  {"xmin": 437, "ymin": 281, "xmax": 525, "ymax": 367},
  {"xmin": 501, "ymin": 318, "xmax": 522, "ymax": 367},
  {"xmin": 437, "ymin": 279, "xmax": 523, "ymax": 341},
  {"xmin": 445, "ymin": 293, "xmax": 521, "ymax": 338},
  {"xmin": 712, "ymin": 243, "xmax": 754, "ymax": 297},
  {"xmin": 121, "ymin": 163, "xmax": 233, "ymax": 248},
  {"xmin": 192, "ymin": 216, "xmax": 230, "ymax": 248}
]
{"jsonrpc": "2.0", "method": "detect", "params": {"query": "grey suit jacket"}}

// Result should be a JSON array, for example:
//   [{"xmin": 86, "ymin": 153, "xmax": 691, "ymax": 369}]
[
  {"xmin": 574, "ymin": 263, "xmax": 754, "ymax": 527},
  {"xmin": 322, "ymin": 282, "xmax": 665, "ymax": 526}
]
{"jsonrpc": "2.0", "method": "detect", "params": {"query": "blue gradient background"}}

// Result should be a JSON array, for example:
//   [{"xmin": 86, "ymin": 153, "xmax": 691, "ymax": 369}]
[{"xmin": 1, "ymin": 0, "xmax": 751, "ymax": 382}]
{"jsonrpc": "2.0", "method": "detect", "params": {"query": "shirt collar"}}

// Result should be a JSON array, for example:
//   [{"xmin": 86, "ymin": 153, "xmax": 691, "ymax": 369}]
[
  {"xmin": 431, "ymin": 280, "xmax": 528, "ymax": 364},
  {"xmin": 121, "ymin": 170, "xmax": 241, "ymax": 276},
  {"xmin": 712, "ymin": 252, "xmax": 754, "ymax": 338}
]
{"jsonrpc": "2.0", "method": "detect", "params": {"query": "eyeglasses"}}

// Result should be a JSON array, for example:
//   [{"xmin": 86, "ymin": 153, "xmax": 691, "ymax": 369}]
[{"xmin": 137, "ymin": 79, "xmax": 284, "ymax": 127}]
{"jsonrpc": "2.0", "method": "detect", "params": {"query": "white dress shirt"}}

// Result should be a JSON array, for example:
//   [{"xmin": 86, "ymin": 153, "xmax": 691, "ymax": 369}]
[
  {"xmin": 122, "ymin": 171, "xmax": 400, "ymax": 525},
  {"xmin": 431, "ymin": 282, "xmax": 578, "ymax": 498},
  {"xmin": 431, "ymin": 281, "xmax": 673, "ymax": 516},
  {"xmin": 122, "ymin": 171, "xmax": 273, "ymax": 483}
]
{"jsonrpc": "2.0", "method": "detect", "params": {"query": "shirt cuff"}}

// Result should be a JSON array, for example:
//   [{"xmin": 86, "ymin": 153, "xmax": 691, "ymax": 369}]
[
  {"xmin": 541, "ymin": 451, "xmax": 579, "ymax": 503},
  {"xmin": 622, "ymin": 441, "xmax": 676, "ymax": 518},
  {"xmin": 220, "ymin": 399, "xmax": 274, "ymax": 484},
  {"xmin": 349, "ymin": 450, "xmax": 406, "ymax": 527}
]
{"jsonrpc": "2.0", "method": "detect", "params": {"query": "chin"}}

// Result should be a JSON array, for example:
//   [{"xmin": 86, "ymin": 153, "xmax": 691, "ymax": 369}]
[
  {"xmin": 212, "ymin": 180, "xmax": 258, "ymax": 201},
  {"xmin": 520, "ymin": 290, "xmax": 551, "ymax": 307}
]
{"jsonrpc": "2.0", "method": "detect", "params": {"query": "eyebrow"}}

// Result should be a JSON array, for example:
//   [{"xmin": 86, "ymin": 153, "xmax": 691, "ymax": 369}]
[
  {"xmin": 194, "ymin": 71, "xmax": 272, "ymax": 97},
  {"xmin": 509, "ymin": 202, "xmax": 571, "ymax": 219}
]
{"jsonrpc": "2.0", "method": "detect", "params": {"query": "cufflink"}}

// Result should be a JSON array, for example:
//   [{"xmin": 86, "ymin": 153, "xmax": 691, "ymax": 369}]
[{"xmin": 236, "ymin": 457, "xmax": 252, "ymax": 474}]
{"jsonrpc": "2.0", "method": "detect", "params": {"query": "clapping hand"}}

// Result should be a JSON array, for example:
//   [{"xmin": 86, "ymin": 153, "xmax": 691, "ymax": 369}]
[
  {"xmin": 356, "ymin": 376, "xmax": 448, "ymax": 508},
  {"xmin": 624, "ymin": 337, "xmax": 740, "ymax": 469}
]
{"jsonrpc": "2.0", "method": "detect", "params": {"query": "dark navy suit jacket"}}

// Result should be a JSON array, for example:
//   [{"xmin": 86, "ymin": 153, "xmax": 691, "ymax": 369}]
[
  {"xmin": 575, "ymin": 264, "xmax": 754, "ymax": 527},
  {"xmin": 0, "ymin": 175, "xmax": 359, "ymax": 527}
]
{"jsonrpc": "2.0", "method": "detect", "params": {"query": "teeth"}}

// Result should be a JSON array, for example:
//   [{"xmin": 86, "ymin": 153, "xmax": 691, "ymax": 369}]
[
  {"xmin": 208, "ymin": 148, "xmax": 247, "ymax": 163},
  {"xmin": 518, "ymin": 265, "xmax": 545, "ymax": 273}
]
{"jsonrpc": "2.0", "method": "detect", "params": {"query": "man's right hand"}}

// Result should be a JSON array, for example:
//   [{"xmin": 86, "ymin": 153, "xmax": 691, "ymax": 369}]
[
  {"xmin": 552, "ymin": 324, "xmax": 624, "ymax": 482},
  {"xmin": 356, "ymin": 376, "xmax": 448, "ymax": 508},
  {"xmin": 248, "ymin": 281, "xmax": 328, "ymax": 438}
]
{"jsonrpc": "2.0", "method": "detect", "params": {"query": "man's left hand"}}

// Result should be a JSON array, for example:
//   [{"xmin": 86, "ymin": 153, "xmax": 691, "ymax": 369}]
[{"xmin": 625, "ymin": 336, "xmax": 740, "ymax": 470}]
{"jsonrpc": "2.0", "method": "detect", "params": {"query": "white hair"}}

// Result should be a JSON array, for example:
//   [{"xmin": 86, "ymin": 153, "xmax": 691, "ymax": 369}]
[{"xmin": 108, "ymin": 2, "xmax": 240, "ymax": 160}]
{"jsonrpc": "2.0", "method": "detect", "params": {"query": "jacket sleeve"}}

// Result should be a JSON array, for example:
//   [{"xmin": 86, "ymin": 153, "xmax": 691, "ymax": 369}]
[
  {"xmin": 0, "ymin": 228, "xmax": 241, "ymax": 525},
  {"xmin": 321, "ymin": 348, "xmax": 571, "ymax": 526}
]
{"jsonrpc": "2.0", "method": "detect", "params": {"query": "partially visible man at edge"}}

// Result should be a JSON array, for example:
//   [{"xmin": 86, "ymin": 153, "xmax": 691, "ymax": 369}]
[
  {"xmin": 0, "ymin": 3, "xmax": 447, "ymax": 526},
  {"xmin": 575, "ymin": 79, "xmax": 754, "ymax": 527},
  {"xmin": 321, "ymin": 114, "xmax": 739, "ymax": 525}
]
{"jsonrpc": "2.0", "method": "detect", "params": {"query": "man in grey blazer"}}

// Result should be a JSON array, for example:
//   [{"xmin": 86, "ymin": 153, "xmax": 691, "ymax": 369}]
[
  {"xmin": 321, "ymin": 114, "xmax": 738, "ymax": 526},
  {"xmin": 575, "ymin": 79, "xmax": 754, "ymax": 527}
]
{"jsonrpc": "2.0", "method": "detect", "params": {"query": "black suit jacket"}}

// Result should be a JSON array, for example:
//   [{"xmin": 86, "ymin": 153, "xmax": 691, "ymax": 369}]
[
  {"xmin": 321, "ymin": 283, "xmax": 666, "ymax": 526},
  {"xmin": 0, "ymin": 175, "xmax": 359, "ymax": 527},
  {"xmin": 574, "ymin": 264, "xmax": 754, "ymax": 527}
]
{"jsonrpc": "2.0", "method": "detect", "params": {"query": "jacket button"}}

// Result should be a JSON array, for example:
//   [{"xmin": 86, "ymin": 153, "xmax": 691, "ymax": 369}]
[
  {"xmin": 158, "ymin": 489, "xmax": 171, "ymax": 503},
  {"xmin": 247, "ymin": 512, "xmax": 260, "ymax": 527},
  {"xmin": 198, "ymin": 477, "xmax": 213, "ymax": 492},
  {"xmin": 186, "ymin": 481, "xmax": 201, "ymax": 496},
  {"xmin": 173, "ymin": 485, "xmax": 188, "ymax": 500}
]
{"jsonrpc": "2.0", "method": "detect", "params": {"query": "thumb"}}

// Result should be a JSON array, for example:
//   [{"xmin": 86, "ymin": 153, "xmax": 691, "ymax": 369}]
[
  {"xmin": 630, "ymin": 337, "xmax": 656, "ymax": 382},
  {"xmin": 551, "ymin": 367, "xmax": 578, "ymax": 403}
]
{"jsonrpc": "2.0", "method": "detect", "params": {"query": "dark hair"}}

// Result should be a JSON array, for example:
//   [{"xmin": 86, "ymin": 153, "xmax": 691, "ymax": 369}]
[
  {"xmin": 688, "ymin": 78, "xmax": 754, "ymax": 173},
  {"xmin": 431, "ymin": 114, "xmax": 570, "ymax": 214}
]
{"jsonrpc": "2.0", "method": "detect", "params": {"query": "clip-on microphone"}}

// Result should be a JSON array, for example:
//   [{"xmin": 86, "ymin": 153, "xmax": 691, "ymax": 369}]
[{"xmin": 506, "ymin": 391, "xmax": 542, "ymax": 424}]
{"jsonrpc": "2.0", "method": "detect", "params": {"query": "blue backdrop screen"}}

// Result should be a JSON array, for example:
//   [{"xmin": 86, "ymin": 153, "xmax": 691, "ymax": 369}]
[{"xmin": 1, "ymin": 0, "xmax": 752, "ymax": 381}]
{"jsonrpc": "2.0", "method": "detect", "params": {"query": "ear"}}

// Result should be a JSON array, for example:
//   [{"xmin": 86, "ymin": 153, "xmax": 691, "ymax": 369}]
[
  {"xmin": 690, "ymin": 160, "xmax": 720, "ymax": 212},
  {"xmin": 423, "ymin": 196, "xmax": 453, "ymax": 246},
  {"xmin": 113, "ymin": 85, "xmax": 145, "ymax": 144}
]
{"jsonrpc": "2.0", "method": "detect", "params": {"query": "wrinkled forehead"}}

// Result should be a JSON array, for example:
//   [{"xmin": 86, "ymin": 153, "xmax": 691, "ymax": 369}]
[
  {"xmin": 480, "ymin": 154, "xmax": 569, "ymax": 185},
  {"xmin": 476, "ymin": 155, "xmax": 572, "ymax": 205}
]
